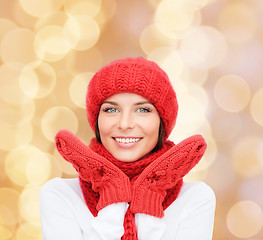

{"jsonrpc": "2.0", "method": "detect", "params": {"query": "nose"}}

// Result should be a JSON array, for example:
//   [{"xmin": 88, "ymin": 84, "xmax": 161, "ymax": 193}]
[{"xmin": 117, "ymin": 110, "xmax": 135, "ymax": 130}]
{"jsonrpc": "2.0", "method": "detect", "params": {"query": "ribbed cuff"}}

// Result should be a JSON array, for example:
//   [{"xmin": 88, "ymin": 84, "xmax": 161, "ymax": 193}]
[
  {"xmin": 130, "ymin": 188, "xmax": 165, "ymax": 218},
  {"xmin": 97, "ymin": 177, "xmax": 131, "ymax": 211}
]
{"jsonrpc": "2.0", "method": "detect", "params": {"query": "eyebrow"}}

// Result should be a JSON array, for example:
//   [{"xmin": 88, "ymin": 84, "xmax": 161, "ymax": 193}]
[
  {"xmin": 101, "ymin": 100, "xmax": 154, "ymax": 106},
  {"xmin": 134, "ymin": 101, "xmax": 154, "ymax": 106},
  {"xmin": 101, "ymin": 101, "xmax": 118, "ymax": 106}
]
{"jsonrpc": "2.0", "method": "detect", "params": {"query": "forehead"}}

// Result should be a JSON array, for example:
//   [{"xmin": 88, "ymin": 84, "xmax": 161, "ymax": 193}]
[{"xmin": 103, "ymin": 93, "xmax": 152, "ymax": 104}]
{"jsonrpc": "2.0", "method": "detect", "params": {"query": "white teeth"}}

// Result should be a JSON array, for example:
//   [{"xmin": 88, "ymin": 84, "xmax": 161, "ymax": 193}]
[{"xmin": 115, "ymin": 138, "xmax": 140, "ymax": 143}]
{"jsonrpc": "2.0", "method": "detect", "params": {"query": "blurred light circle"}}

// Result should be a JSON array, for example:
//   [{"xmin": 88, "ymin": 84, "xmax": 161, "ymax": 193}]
[
  {"xmin": 259, "ymin": 139, "xmax": 263, "ymax": 167},
  {"xmin": 26, "ymin": 153, "xmax": 51, "ymax": 184},
  {"xmin": 41, "ymin": 106, "xmax": 78, "ymax": 141},
  {"xmin": 148, "ymin": 47, "xmax": 184, "ymax": 82},
  {"xmin": 207, "ymin": 154, "xmax": 236, "ymax": 197},
  {"xmin": 239, "ymin": 178, "xmax": 263, "ymax": 209},
  {"xmin": 35, "ymin": 11, "xmax": 68, "ymax": 30},
  {"xmin": 170, "ymin": 81, "xmax": 188, "ymax": 102},
  {"xmin": 0, "ymin": 206, "xmax": 16, "ymax": 226},
  {"xmin": 181, "ymin": 65, "xmax": 208, "ymax": 85},
  {"xmin": 18, "ymin": 0, "xmax": 63, "ymax": 18},
  {"xmin": 95, "ymin": 0, "xmax": 116, "ymax": 27},
  {"xmin": 0, "ymin": 122, "xmax": 32, "ymax": 151},
  {"xmin": 157, "ymin": 23, "xmax": 178, "ymax": 40},
  {"xmin": 70, "ymin": 72, "xmax": 93, "ymax": 108},
  {"xmin": 214, "ymin": 75, "xmax": 251, "ymax": 112},
  {"xmin": 19, "ymin": 185, "xmax": 42, "ymax": 224},
  {"xmin": 177, "ymin": 0, "xmax": 209, "ymax": 11},
  {"xmin": 0, "ymin": 18, "xmax": 17, "ymax": 41},
  {"xmin": 155, "ymin": 0, "xmax": 195, "ymax": 31},
  {"xmin": 231, "ymin": 137, "xmax": 263, "ymax": 178},
  {"xmin": 218, "ymin": 2, "xmax": 256, "ymax": 45},
  {"xmin": 0, "ymin": 188, "xmax": 20, "ymax": 226},
  {"xmin": 197, "ymin": 117, "xmax": 212, "ymax": 137},
  {"xmin": 5, "ymin": 145, "xmax": 48, "ymax": 186},
  {"xmin": 140, "ymin": 24, "xmax": 178, "ymax": 55},
  {"xmin": 64, "ymin": 0, "xmax": 101, "ymax": 18},
  {"xmin": 12, "ymin": 0, "xmax": 37, "ymax": 29},
  {"xmin": 19, "ymin": 62, "xmax": 56, "ymax": 99},
  {"xmin": 19, "ymin": 67, "xmax": 38, "ymax": 99},
  {"xmin": 158, "ymin": 50, "xmax": 184, "ymax": 81},
  {"xmin": 34, "ymin": 25, "xmax": 71, "ymax": 62},
  {"xmin": 66, "ymin": 47, "xmax": 103, "ymax": 74},
  {"xmin": 16, "ymin": 222, "xmax": 42, "ymax": 240},
  {"xmin": 180, "ymin": 26, "xmax": 226, "ymax": 69},
  {"xmin": 170, "ymin": 94, "xmax": 208, "ymax": 140},
  {"xmin": 174, "ymin": 11, "xmax": 202, "ymax": 40},
  {"xmin": 0, "ymin": 100, "xmax": 35, "ymax": 127},
  {"xmin": 0, "ymin": 225, "xmax": 12, "ymax": 240},
  {"xmin": 1, "ymin": 28, "xmax": 39, "ymax": 67},
  {"xmin": 188, "ymin": 84, "xmax": 209, "ymax": 110},
  {"xmin": 227, "ymin": 201, "xmax": 263, "ymax": 238},
  {"xmin": 201, "ymin": 135, "xmax": 217, "ymax": 169},
  {"xmin": 250, "ymin": 88, "xmax": 263, "ymax": 127},
  {"xmin": 64, "ymin": 15, "xmax": 100, "ymax": 50},
  {"xmin": 177, "ymin": 94, "xmax": 207, "ymax": 122},
  {"xmin": 45, "ymin": 153, "xmax": 63, "ymax": 179},
  {"xmin": 212, "ymin": 111, "xmax": 241, "ymax": 142},
  {"xmin": 0, "ymin": 64, "xmax": 31, "ymax": 105}
]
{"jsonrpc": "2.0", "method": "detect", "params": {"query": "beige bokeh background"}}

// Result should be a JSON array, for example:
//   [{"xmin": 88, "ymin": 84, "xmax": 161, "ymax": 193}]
[{"xmin": 0, "ymin": 0, "xmax": 263, "ymax": 239}]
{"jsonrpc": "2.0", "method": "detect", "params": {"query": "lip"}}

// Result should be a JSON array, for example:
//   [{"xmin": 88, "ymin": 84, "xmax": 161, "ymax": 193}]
[{"xmin": 112, "ymin": 137, "xmax": 142, "ymax": 149}]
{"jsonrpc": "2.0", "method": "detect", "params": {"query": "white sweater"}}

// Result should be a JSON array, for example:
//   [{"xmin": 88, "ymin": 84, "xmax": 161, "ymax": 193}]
[{"xmin": 39, "ymin": 178, "xmax": 216, "ymax": 240}]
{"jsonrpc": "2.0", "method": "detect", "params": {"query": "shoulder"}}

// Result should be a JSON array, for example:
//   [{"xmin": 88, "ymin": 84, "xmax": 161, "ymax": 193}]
[
  {"xmin": 163, "ymin": 182, "xmax": 216, "ymax": 238},
  {"xmin": 39, "ymin": 178, "xmax": 94, "ymax": 237},
  {"xmin": 179, "ymin": 181, "xmax": 216, "ymax": 201},
  {"xmin": 166, "ymin": 181, "xmax": 216, "ymax": 214},
  {"xmin": 178, "ymin": 181, "xmax": 216, "ymax": 214},
  {"xmin": 40, "ymin": 177, "xmax": 79, "ymax": 192},
  {"xmin": 40, "ymin": 177, "xmax": 85, "ymax": 204}
]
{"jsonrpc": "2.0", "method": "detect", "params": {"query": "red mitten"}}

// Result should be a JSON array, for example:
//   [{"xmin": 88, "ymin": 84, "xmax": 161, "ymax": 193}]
[
  {"xmin": 130, "ymin": 134, "xmax": 207, "ymax": 218},
  {"xmin": 55, "ymin": 130, "xmax": 131, "ymax": 211}
]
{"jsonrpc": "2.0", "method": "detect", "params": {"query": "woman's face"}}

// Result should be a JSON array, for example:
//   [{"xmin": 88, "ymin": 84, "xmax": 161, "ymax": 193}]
[{"xmin": 98, "ymin": 93, "xmax": 160, "ymax": 162}]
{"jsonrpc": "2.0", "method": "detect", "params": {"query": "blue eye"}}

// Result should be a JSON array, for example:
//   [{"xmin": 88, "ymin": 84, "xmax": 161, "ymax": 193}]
[
  {"xmin": 103, "ymin": 107, "xmax": 118, "ymax": 113},
  {"xmin": 137, "ymin": 107, "xmax": 151, "ymax": 113}
]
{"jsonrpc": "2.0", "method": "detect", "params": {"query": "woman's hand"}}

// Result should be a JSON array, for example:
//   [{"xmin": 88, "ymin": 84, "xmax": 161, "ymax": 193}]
[
  {"xmin": 130, "ymin": 134, "xmax": 207, "ymax": 217},
  {"xmin": 55, "ymin": 130, "xmax": 131, "ymax": 211}
]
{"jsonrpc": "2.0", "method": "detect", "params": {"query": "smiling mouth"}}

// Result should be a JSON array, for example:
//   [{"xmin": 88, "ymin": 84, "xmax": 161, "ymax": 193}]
[{"xmin": 113, "ymin": 137, "xmax": 141, "ymax": 144}]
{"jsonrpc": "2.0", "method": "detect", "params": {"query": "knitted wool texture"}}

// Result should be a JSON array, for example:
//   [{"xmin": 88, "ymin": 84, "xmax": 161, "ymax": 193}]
[
  {"xmin": 86, "ymin": 57, "xmax": 178, "ymax": 140},
  {"xmin": 55, "ymin": 130, "xmax": 207, "ymax": 239}
]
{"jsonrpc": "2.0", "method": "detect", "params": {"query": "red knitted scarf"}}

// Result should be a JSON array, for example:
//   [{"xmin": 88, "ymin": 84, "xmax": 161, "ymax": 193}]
[{"xmin": 79, "ymin": 138, "xmax": 183, "ymax": 240}]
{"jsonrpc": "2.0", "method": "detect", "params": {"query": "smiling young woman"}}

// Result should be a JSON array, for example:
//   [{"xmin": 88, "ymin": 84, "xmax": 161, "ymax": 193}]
[
  {"xmin": 97, "ymin": 93, "xmax": 160, "ymax": 162},
  {"xmin": 39, "ymin": 57, "xmax": 216, "ymax": 240}
]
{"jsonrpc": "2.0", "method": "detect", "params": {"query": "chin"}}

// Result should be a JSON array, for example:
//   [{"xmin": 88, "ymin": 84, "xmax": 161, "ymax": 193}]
[
  {"xmin": 115, "ymin": 156, "xmax": 139, "ymax": 163},
  {"xmin": 113, "ymin": 153, "xmax": 142, "ymax": 163}
]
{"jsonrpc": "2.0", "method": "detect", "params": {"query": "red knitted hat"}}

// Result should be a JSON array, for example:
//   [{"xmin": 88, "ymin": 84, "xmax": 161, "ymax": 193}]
[{"xmin": 86, "ymin": 57, "xmax": 178, "ymax": 140}]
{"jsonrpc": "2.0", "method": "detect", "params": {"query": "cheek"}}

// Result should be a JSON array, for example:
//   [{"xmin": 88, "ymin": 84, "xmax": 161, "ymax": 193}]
[
  {"xmin": 141, "ymin": 116, "xmax": 160, "ymax": 138},
  {"xmin": 97, "ymin": 115, "xmax": 112, "ymax": 137}
]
